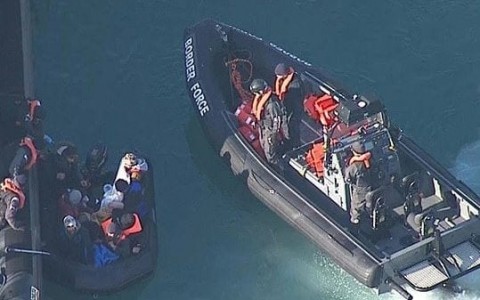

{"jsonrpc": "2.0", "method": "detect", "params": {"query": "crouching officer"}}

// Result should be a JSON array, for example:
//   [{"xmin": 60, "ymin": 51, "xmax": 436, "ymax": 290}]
[
  {"xmin": 0, "ymin": 177, "xmax": 25, "ymax": 230},
  {"xmin": 250, "ymin": 78, "xmax": 290, "ymax": 165},
  {"xmin": 345, "ymin": 141, "xmax": 374, "ymax": 224}
]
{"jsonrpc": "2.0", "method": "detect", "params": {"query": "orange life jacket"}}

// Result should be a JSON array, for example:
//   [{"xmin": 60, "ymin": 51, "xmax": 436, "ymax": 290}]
[
  {"xmin": 252, "ymin": 89, "xmax": 272, "ymax": 120},
  {"xmin": 101, "ymin": 213, "xmax": 143, "ymax": 242},
  {"xmin": 235, "ymin": 101, "xmax": 255, "ymax": 128},
  {"xmin": 274, "ymin": 70, "xmax": 294, "ymax": 101},
  {"xmin": 306, "ymin": 143, "xmax": 325, "ymax": 177},
  {"xmin": 0, "ymin": 178, "xmax": 25, "ymax": 209},
  {"xmin": 27, "ymin": 99, "xmax": 41, "ymax": 121},
  {"xmin": 314, "ymin": 94, "xmax": 338, "ymax": 127},
  {"xmin": 303, "ymin": 94, "xmax": 338, "ymax": 127},
  {"xmin": 19, "ymin": 137, "xmax": 38, "ymax": 170},
  {"xmin": 349, "ymin": 152, "xmax": 371, "ymax": 169}
]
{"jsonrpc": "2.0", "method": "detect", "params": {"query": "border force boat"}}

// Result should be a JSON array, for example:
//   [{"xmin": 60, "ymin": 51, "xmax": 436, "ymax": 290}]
[{"xmin": 184, "ymin": 19, "xmax": 480, "ymax": 299}]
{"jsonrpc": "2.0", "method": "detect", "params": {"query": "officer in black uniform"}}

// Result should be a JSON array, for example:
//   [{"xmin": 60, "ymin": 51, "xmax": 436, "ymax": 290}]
[
  {"xmin": 345, "ymin": 141, "xmax": 374, "ymax": 224},
  {"xmin": 274, "ymin": 63, "xmax": 305, "ymax": 148}
]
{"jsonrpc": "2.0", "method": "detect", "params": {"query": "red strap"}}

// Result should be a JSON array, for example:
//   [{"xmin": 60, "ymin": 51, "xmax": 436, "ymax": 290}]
[
  {"xmin": 19, "ymin": 137, "xmax": 38, "ymax": 170},
  {"xmin": 27, "ymin": 99, "xmax": 41, "ymax": 120},
  {"xmin": 252, "ymin": 90, "xmax": 272, "ymax": 120},
  {"xmin": 275, "ymin": 70, "xmax": 294, "ymax": 100}
]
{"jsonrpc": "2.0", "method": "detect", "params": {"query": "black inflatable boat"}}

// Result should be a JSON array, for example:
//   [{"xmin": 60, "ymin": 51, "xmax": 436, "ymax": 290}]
[
  {"xmin": 39, "ymin": 153, "xmax": 158, "ymax": 294},
  {"xmin": 184, "ymin": 19, "xmax": 480, "ymax": 299}
]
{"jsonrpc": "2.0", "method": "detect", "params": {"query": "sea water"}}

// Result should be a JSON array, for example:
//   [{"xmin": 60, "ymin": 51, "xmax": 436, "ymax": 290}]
[{"xmin": 32, "ymin": 1, "xmax": 480, "ymax": 299}]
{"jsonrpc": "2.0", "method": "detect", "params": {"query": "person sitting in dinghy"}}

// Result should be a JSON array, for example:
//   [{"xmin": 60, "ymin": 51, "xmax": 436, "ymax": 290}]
[
  {"xmin": 58, "ymin": 188, "xmax": 92, "ymax": 220},
  {"xmin": 80, "ymin": 143, "xmax": 114, "ymax": 211},
  {"xmin": 250, "ymin": 78, "xmax": 290, "ymax": 165},
  {"xmin": 7, "ymin": 136, "xmax": 40, "ymax": 186},
  {"xmin": 53, "ymin": 141, "xmax": 82, "ymax": 193},
  {"xmin": 59, "ymin": 215, "xmax": 93, "ymax": 264},
  {"xmin": 122, "ymin": 153, "xmax": 148, "ymax": 181},
  {"xmin": 102, "ymin": 212, "xmax": 144, "ymax": 258},
  {"xmin": 90, "ymin": 179, "xmax": 128, "ymax": 224},
  {"xmin": 0, "ymin": 177, "xmax": 25, "ymax": 230}
]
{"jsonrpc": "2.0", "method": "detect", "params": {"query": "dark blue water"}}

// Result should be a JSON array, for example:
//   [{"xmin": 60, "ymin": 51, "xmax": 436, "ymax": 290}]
[{"xmin": 31, "ymin": 1, "xmax": 480, "ymax": 299}]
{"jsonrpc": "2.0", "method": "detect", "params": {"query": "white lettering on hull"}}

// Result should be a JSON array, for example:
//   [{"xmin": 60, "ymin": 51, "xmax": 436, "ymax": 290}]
[
  {"xmin": 184, "ymin": 36, "xmax": 210, "ymax": 117},
  {"xmin": 190, "ymin": 82, "xmax": 210, "ymax": 116},
  {"xmin": 184, "ymin": 37, "xmax": 196, "ymax": 82}
]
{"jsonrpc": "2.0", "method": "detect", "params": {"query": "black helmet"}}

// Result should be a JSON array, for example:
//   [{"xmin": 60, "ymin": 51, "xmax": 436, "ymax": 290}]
[
  {"xmin": 85, "ymin": 143, "xmax": 108, "ymax": 172},
  {"xmin": 351, "ymin": 141, "xmax": 366, "ymax": 154},
  {"xmin": 250, "ymin": 79, "xmax": 268, "ymax": 94}
]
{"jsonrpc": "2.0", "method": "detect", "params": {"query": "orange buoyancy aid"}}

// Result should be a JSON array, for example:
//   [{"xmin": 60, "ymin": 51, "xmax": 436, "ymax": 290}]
[
  {"xmin": 252, "ymin": 89, "xmax": 273, "ymax": 120},
  {"xmin": 101, "ymin": 213, "xmax": 143, "ymax": 242},
  {"xmin": 306, "ymin": 143, "xmax": 326, "ymax": 177},
  {"xmin": 349, "ymin": 152, "xmax": 372, "ymax": 169},
  {"xmin": 19, "ymin": 137, "xmax": 38, "ymax": 170},
  {"xmin": 313, "ymin": 94, "xmax": 338, "ymax": 127},
  {"xmin": 27, "ymin": 99, "xmax": 41, "ymax": 121},
  {"xmin": 0, "ymin": 178, "xmax": 25, "ymax": 208},
  {"xmin": 274, "ymin": 70, "xmax": 294, "ymax": 101}
]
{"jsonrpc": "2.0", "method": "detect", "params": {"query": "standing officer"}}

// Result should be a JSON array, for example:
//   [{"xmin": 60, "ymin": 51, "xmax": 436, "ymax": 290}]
[
  {"xmin": 345, "ymin": 141, "xmax": 374, "ymax": 224},
  {"xmin": 250, "ymin": 79, "xmax": 289, "ymax": 165}
]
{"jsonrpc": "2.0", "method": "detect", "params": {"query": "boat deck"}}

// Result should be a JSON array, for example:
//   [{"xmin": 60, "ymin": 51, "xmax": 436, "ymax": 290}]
[{"xmin": 285, "ymin": 114, "xmax": 468, "ymax": 257}]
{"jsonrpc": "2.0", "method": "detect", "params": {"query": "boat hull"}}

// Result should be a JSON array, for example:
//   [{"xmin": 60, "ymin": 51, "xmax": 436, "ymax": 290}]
[
  {"xmin": 184, "ymin": 20, "xmax": 480, "ymax": 298},
  {"xmin": 184, "ymin": 20, "xmax": 381, "ymax": 288}
]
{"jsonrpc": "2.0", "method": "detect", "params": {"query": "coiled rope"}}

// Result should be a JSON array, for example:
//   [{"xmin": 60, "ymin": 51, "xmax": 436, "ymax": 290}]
[{"xmin": 225, "ymin": 58, "xmax": 253, "ymax": 103}]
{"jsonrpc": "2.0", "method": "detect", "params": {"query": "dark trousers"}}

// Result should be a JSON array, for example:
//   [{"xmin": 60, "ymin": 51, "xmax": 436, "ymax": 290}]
[{"xmin": 350, "ymin": 186, "xmax": 370, "ymax": 222}]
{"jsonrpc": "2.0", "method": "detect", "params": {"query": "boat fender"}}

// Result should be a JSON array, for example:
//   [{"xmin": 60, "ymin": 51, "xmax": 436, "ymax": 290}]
[{"xmin": 0, "ymin": 267, "xmax": 6, "ymax": 286}]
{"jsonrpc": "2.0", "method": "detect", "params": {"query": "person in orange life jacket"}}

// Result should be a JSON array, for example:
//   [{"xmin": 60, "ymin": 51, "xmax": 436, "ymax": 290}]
[
  {"xmin": 274, "ymin": 63, "xmax": 305, "ymax": 104},
  {"xmin": 11, "ymin": 98, "xmax": 48, "ymax": 150},
  {"xmin": 0, "ymin": 97, "xmax": 43, "ymax": 144},
  {"xmin": 345, "ymin": 141, "xmax": 374, "ymax": 224},
  {"xmin": 250, "ymin": 78, "xmax": 290, "ymax": 165},
  {"xmin": 58, "ymin": 188, "xmax": 92, "ymax": 220},
  {"xmin": 7, "ymin": 136, "xmax": 39, "ymax": 187},
  {"xmin": 59, "ymin": 215, "xmax": 93, "ymax": 264},
  {"xmin": 102, "ymin": 212, "xmax": 143, "ymax": 257},
  {"xmin": 25, "ymin": 100, "xmax": 47, "ymax": 149},
  {"xmin": 0, "ymin": 177, "xmax": 25, "ymax": 230},
  {"xmin": 274, "ymin": 63, "xmax": 305, "ymax": 147}
]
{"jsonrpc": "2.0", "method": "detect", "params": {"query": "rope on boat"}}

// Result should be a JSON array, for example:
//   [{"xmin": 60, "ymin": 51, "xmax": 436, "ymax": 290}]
[{"xmin": 225, "ymin": 58, "xmax": 254, "ymax": 104}]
